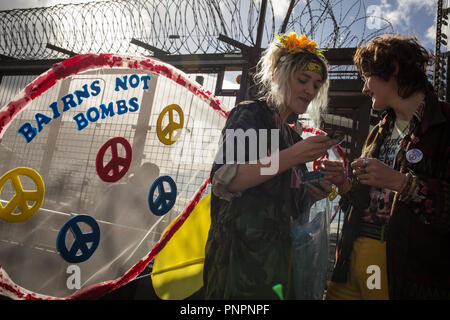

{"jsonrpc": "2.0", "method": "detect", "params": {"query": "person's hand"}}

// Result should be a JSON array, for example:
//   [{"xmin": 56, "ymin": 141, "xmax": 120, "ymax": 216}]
[
  {"xmin": 351, "ymin": 157, "xmax": 406, "ymax": 191},
  {"xmin": 319, "ymin": 159, "xmax": 347, "ymax": 186},
  {"xmin": 291, "ymin": 135, "xmax": 336, "ymax": 165},
  {"xmin": 305, "ymin": 179, "xmax": 333, "ymax": 204}
]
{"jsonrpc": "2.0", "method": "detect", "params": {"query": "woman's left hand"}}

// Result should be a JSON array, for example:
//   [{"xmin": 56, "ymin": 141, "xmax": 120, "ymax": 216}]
[
  {"xmin": 351, "ymin": 157, "xmax": 406, "ymax": 191},
  {"xmin": 320, "ymin": 159, "xmax": 347, "ymax": 186},
  {"xmin": 305, "ymin": 179, "xmax": 333, "ymax": 204}
]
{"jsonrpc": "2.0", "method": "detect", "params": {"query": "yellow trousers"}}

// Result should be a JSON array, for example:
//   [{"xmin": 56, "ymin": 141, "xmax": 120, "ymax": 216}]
[{"xmin": 326, "ymin": 236, "xmax": 389, "ymax": 300}]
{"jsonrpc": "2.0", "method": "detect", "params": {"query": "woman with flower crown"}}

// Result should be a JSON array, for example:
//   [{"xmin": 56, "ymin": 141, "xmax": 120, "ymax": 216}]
[{"xmin": 203, "ymin": 32, "xmax": 338, "ymax": 299}]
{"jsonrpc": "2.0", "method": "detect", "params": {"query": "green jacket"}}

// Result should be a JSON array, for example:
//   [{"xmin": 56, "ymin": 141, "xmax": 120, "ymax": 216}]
[{"xmin": 203, "ymin": 100, "xmax": 309, "ymax": 299}]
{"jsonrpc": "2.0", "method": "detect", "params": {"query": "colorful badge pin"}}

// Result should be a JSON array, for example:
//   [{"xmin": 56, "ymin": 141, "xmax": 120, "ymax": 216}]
[{"xmin": 406, "ymin": 148, "xmax": 423, "ymax": 164}]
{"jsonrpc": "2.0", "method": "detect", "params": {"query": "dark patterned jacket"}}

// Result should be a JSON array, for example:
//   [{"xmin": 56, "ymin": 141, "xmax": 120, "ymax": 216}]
[
  {"xmin": 332, "ymin": 90, "xmax": 450, "ymax": 299},
  {"xmin": 203, "ymin": 100, "xmax": 309, "ymax": 299}
]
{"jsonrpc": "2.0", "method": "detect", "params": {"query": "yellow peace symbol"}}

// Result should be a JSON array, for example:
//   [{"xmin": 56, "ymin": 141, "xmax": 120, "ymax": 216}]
[
  {"xmin": 0, "ymin": 167, "xmax": 45, "ymax": 223},
  {"xmin": 328, "ymin": 185, "xmax": 338, "ymax": 201},
  {"xmin": 156, "ymin": 104, "xmax": 185, "ymax": 145}
]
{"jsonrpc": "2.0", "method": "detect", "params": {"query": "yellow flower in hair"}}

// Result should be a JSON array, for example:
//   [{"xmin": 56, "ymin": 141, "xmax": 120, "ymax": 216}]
[
  {"xmin": 276, "ymin": 32, "xmax": 325, "ymax": 57},
  {"xmin": 284, "ymin": 32, "xmax": 302, "ymax": 53}
]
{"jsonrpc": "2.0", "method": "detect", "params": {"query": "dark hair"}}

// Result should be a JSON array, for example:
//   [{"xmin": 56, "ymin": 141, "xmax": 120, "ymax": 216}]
[{"xmin": 354, "ymin": 34, "xmax": 434, "ymax": 98}]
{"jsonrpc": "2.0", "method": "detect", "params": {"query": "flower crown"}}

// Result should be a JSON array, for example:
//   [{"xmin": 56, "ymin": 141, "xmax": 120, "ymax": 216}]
[{"xmin": 275, "ymin": 32, "xmax": 326, "ymax": 58}]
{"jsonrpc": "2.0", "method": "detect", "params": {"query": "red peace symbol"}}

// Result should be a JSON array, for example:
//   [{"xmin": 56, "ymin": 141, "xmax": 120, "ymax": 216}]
[{"xmin": 95, "ymin": 137, "xmax": 132, "ymax": 182}]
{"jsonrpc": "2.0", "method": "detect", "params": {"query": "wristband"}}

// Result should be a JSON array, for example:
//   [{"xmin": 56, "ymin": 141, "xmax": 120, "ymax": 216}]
[{"xmin": 399, "ymin": 173, "xmax": 414, "ymax": 199}]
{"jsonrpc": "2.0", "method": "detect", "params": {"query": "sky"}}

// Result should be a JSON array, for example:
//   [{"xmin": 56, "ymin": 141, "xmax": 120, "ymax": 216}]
[
  {"xmin": 370, "ymin": 0, "xmax": 441, "ymax": 50},
  {"xmin": 0, "ymin": 0, "xmax": 107, "ymax": 10},
  {"xmin": 0, "ymin": 0, "xmax": 445, "ymax": 52}
]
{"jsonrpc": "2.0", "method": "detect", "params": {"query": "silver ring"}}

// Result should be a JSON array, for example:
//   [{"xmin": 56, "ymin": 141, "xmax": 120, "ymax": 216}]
[{"xmin": 362, "ymin": 158, "xmax": 369, "ymax": 167}]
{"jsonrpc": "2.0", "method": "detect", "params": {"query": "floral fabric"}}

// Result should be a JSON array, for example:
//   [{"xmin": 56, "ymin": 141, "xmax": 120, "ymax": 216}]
[{"xmin": 332, "ymin": 92, "xmax": 450, "ymax": 299}]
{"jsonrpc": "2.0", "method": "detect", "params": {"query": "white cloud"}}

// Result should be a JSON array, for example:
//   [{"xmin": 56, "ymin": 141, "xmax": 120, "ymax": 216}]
[
  {"xmin": 271, "ymin": 0, "xmax": 292, "ymax": 19},
  {"xmin": 367, "ymin": 0, "xmax": 437, "ymax": 48},
  {"xmin": 378, "ymin": 0, "xmax": 436, "ymax": 28},
  {"xmin": 426, "ymin": 23, "xmax": 436, "ymax": 45},
  {"xmin": 254, "ymin": 0, "xmax": 292, "ymax": 19},
  {"xmin": 0, "ymin": 0, "xmax": 109, "ymax": 11}
]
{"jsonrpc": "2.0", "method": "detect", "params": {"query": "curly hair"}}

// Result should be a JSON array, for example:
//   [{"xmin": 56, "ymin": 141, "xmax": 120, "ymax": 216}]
[
  {"xmin": 254, "ymin": 37, "xmax": 330, "ymax": 125},
  {"xmin": 353, "ymin": 34, "xmax": 434, "ymax": 98}
]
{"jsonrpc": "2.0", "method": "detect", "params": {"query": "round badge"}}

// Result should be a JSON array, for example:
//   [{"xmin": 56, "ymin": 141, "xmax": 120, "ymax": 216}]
[
  {"xmin": 57, "ymin": 214, "xmax": 100, "ymax": 263},
  {"xmin": 406, "ymin": 148, "xmax": 423, "ymax": 164}
]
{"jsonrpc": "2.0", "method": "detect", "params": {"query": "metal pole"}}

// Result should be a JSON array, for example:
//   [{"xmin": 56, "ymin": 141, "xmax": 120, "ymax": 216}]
[
  {"xmin": 280, "ymin": 0, "xmax": 296, "ymax": 34},
  {"xmin": 255, "ymin": 0, "xmax": 268, "ymax": 49},
  {"xmin": 237, "ymin": 0, "xmax": 268, "ymax": 103},
  {"xmin": 435, "ymin": 0, "xmax": 443, "ymax": 97}
]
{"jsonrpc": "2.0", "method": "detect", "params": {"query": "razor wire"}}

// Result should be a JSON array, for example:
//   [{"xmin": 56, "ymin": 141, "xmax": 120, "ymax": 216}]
[
  {"xmin": 285, "ymin": 0, "xmax": 394, "ymax": 48},
  {"xmin": 0, "ymin": 0, "xmax": 394, "ymax": 60}
]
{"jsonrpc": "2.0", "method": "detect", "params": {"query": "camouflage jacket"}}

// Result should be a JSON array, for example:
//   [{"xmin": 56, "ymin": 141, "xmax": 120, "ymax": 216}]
[{"xmin": 203, "ymin": 100, "xmax": 309, "ymax": 299}]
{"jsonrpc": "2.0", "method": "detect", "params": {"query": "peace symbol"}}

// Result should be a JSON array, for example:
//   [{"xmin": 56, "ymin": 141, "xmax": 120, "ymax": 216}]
[
  {"xmin": 56, "ymin": 214, "xmax": 100, "ymax": 263},
  {"xmin": 0, "ymin": 167, "xmax": 45, "ymax": 223},
  {"xmin": 328, "ymin": 185, "xmax": 338, "ymax": 201},
  {"xmin": 96, "ymin": 137, "xmax": 132, "ymax": 183},
  {"xmin": 148, "ymin": 175, "xmax": 177, "ymax": 216},
  {"xmin": 156, "ymin": 104, "xmax": 184, "ymax": 145}
]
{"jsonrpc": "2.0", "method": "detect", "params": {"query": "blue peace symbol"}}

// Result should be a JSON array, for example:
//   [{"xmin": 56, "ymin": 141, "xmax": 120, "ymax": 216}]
[
  {"xmin": 148, "ymin": 175, "xmax": 177, "ymax": 216},
  {"xmin": 56, "ymin": 214, "xmax": 100, "ymax": 263}
]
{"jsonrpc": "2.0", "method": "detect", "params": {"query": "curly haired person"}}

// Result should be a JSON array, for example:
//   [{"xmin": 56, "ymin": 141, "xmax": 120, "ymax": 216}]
[{"xmin": 323, "ymin": 34, "xmax": 450, "ymax": 300}]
